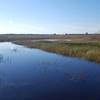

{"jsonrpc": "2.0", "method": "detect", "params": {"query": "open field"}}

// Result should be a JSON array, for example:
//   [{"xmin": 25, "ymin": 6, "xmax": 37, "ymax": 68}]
[
  {"xmin": 0, "ymin": 34, "xmax": 100, "ymax": 63},
  {"xmin": 0, "ymin": 34, "xmax": 100, "ymax": 42}
]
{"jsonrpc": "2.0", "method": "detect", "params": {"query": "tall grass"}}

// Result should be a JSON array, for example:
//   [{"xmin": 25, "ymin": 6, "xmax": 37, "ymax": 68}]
[{"xmin": 14, "ymin": 40, "xmax": 100, "ymax": 63}]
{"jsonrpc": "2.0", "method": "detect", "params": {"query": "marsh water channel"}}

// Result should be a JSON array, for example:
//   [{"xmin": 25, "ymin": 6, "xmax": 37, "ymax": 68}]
[{"xmin": 0, "ymin": 42, "xmax": 100, "ymax": 100}]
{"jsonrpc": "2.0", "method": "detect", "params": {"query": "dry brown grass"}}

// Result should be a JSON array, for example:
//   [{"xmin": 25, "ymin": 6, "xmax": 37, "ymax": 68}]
[{"xmin": 13, "ymin": 40, "xmax": 100, "ymax": 63}]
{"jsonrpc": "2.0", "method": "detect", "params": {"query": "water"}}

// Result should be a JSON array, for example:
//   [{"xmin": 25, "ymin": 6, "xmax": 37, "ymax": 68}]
[{"xmin": 0, "ymin": 42, "xmax": 100, "ymax": 100}]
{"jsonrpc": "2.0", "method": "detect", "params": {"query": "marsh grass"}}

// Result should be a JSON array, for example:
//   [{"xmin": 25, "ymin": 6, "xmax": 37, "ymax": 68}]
[{"xmin": 13, "ymin": 40, "xmax": 100, "ymax": 63}]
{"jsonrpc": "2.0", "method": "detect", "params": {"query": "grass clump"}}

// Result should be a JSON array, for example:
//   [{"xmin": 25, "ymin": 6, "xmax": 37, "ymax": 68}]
[{"xmin": 85, "ymin": 50, "xmax": 100, "ymax": 62}]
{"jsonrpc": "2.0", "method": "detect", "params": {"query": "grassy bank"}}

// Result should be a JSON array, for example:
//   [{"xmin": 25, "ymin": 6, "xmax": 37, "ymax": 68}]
[{"xmin": 13, "ymin": 40, "xmax": 100, "ymax": 63}]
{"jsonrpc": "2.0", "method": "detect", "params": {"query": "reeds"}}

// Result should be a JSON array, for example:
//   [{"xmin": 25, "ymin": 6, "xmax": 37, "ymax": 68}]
[{"xmin": 14, "ymin": 40, "xmax": 100, "ymax": 63}]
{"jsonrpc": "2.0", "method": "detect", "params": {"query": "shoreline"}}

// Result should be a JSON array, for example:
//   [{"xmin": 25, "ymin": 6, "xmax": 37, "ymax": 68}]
[{"xmin": 13, "ymin": 40, "xmax": 100, "ymax": 63}]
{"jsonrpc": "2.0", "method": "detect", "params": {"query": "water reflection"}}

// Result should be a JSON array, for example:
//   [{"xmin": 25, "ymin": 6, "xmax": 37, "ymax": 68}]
[
  {"xmin": 0, "ymin": 54, "xmax": 12, "ymax": 64},
  {"xmin": 64, "ymin": 72, "xmax": 87, "ymax": 81},
  {"xmin": 0, "ymin": 55, "xmax": 3, "ymax": 63},
  {"xmin": 10, "ymin": 47, "xmax": 18, "ymax": 52},
  {"xmin": 0, "ymin": 42, "xmax": 100, "ymax": 100}
]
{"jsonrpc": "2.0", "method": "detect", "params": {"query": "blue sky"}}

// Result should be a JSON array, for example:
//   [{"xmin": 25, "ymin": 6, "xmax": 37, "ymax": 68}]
[{"xmin": 0, "ymin": 0, "xmax": 100, "ymax": 34}]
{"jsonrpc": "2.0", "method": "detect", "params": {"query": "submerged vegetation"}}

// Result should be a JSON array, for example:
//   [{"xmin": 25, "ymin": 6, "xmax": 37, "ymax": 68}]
[{"xmin": 13, "ymin": 40, "xmax": 100, "ymax": 63}]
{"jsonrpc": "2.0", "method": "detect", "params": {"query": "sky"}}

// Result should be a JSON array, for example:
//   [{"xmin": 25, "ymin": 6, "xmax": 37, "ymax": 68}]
[{"xmin": 0, "ymin": 0, "xmax": 100, "ymax": 34}]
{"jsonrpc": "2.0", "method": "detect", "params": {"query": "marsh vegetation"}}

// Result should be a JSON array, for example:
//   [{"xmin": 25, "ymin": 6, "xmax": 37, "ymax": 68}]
[
  {"xmin": 14, "ymin": 40, "xmax": 100, "ymax": 63},
  {"xmin": 0, "ymin": 34, "xmax": 100, "ymax": 63}
]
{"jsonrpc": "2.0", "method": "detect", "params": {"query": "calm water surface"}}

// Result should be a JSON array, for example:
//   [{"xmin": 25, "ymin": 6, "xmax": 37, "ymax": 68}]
[{"xmin": 0, "ymin": 42, "xmax": 100, "ymax": 100}]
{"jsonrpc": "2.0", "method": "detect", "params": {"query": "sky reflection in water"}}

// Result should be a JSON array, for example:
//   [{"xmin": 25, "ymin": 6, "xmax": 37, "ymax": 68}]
[{"xmin": 0, "ymin": 42, "xmax": 100, "ymax": 100}]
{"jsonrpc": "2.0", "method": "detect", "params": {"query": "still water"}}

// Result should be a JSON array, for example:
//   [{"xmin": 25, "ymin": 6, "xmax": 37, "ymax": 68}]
[{"xmin": 0, "ymin": 42, "xmax": 100, "ymax": 100}]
